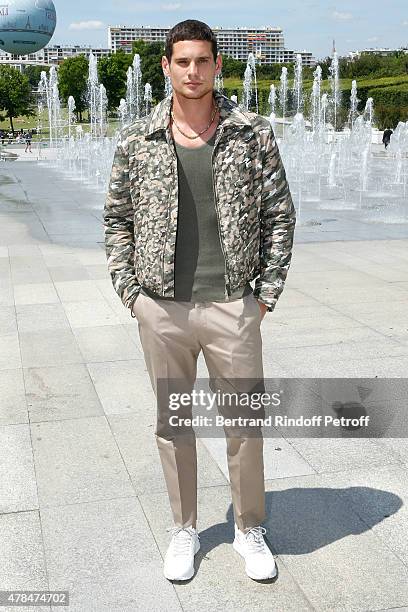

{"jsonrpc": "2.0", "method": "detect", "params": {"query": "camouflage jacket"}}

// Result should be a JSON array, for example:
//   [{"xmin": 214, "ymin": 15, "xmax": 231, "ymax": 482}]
[{"xmin": 103, "ymin": 90, "xmax": 296, "ymax": 314}]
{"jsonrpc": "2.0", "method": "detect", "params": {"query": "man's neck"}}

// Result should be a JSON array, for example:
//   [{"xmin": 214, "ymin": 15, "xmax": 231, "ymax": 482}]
[{"xmin": 171, "ymin": 90, "xmax": 216, "ymax": 130}]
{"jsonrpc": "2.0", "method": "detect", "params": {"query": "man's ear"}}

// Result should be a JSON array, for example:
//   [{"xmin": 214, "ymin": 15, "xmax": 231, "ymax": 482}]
[
  {"xmin": 162, "ymin": 55, "xmax": 170, "ymax": 77},
  {"xmin": 215, "ymin": 53, "xmax": 223, "ymax": 76}
]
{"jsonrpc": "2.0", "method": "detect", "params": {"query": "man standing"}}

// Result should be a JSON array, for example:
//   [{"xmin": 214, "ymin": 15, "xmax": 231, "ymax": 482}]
[{"xmin": 104, "ymin": 20, "xmax": 296, "ymax": 582}]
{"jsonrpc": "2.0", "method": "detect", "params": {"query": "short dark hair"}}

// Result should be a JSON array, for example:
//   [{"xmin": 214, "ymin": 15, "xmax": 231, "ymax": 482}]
[{"xmin": 165, "ymin": 19, "xmax": 218, "ymax": 62}]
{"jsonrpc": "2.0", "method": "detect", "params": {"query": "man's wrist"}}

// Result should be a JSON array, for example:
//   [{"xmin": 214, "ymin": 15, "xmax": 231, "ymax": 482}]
[
  {"xmin": 129, "ymin": 290, "xmax": 141, "ymax": 318},
  {"xmin": 255, "ymin": 298, "xmax": 270, "ymax": 318},
  {"xmin": 253, "ymin": 294, "xmax": 274, "ymax": 313}
]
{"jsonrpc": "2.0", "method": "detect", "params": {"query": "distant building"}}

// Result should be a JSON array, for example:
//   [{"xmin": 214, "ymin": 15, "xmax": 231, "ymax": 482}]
[
  {"xmin": 0, "ymin": 44, "xmax": 111, "ymax": 66},
  {"xmin": 108, "ymin": 25, "xmax": 315, "ymax": 66},
  {"xmin": 348, "ymin": 47, "xmax": 408, "ymax": 60}
]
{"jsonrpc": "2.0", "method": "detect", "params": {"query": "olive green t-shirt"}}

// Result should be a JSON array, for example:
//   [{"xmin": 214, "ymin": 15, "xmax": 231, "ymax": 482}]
[{"xmin": 141, "ymin": 132, "xmax": 252, "ymax": 302}]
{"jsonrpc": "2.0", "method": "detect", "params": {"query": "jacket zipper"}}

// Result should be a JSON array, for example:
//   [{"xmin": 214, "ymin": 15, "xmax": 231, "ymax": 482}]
[
  {"xmin": 211, "ymin": 127, "xmax": 230, "ymax": 300},
  {"xmin": 161, "ymin": 183, "xmax": 173, "ymax": 296},
  {"xmin": 161, "ymin": 133, "xmax": 177, "ymax": 296}
]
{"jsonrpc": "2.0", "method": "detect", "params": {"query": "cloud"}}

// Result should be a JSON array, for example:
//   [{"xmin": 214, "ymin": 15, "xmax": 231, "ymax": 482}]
[
  {"xmin": 110, "ymin": 0, "xmax": 172, "ymax": 13},
  {"xmin": 69, "ymin": 20, "xmax": 105, "ymax": 31},
  {"xmin": 332, "ymin": 11, "xmax": 353, "ymax": 21},
  {"xmin": 403, "ymin": 20, "xmax": 408, "ymax": 26},
  {"xmin": 367, "ymin": 36, "xmax": 379, "ymax": 42},
  {"xmin": 160, "ymin": 2, "xmax": 182, "ymax": 9}
]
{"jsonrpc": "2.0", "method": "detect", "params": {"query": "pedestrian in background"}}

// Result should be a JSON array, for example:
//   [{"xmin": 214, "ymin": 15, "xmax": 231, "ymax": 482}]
[
  {"xmin": 382, "ymin": 127, "xmax": 393, "ymax": 149},
  {"xmin": 25, "ymin": 130, "xmax": 32, "ymax": 153}
]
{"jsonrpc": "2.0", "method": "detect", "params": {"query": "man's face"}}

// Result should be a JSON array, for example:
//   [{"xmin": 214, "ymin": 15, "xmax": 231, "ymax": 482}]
[{"xmin": 162, "ymin": 39, "xmax": 222, "ymax": 99}]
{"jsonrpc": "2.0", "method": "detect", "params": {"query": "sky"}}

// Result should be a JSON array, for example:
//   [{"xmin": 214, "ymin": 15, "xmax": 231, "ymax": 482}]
[{"xmin": 52, "ymin": 0, "xmax": 408, "ymax": 61}]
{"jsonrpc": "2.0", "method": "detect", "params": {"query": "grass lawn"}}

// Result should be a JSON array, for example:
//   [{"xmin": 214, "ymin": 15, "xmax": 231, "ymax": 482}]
[
  {"xmin": 223, "ymin": 74, "xmax": 408, "ymax": 92},
  {"xmin": 0, "ymin": 109, "xmax": 121, "ymax": 140}
]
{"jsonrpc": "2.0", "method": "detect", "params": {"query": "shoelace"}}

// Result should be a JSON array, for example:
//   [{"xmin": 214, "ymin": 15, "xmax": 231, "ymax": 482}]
[
  {"xmin": 243, "ymin": 526, "xmax": 268, "ymax": 554},
  {"xmin": 166, "ymin": 526, "xmax": 200, "ymax": 557}
]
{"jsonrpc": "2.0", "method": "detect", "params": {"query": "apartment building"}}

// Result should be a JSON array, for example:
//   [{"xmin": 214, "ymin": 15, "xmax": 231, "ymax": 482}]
[
  {"xmin": 0, "ymin": 44, "xmax": 111, "ymax": 65},
  {"xmin": 108, "ymin": 25, "xmax": 315, "ymax": 66},
  {"xmin": 0, "ymin": 25, "xmax": 315, "ymax": 67}
]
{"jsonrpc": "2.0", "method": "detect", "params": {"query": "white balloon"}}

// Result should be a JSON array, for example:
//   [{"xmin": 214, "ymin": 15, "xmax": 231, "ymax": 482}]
[{"xmin": 0, "ymin": 0, "xmax": 56, "ymax": 55}]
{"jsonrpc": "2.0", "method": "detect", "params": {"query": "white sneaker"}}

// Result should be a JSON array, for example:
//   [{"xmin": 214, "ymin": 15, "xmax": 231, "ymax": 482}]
[
  {"xmin": 163, "ymin": 526, "xmax": 200, "ymax": 581},
  {"xmin": 233, "ymin": 524, "xmax": 277, "ymax": 580}
]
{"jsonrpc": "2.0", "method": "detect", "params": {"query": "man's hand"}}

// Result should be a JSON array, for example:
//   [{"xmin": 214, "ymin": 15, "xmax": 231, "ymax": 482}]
[{"xmin": 256, "ymin": 300, "xmax": 268, "ymax": 320}]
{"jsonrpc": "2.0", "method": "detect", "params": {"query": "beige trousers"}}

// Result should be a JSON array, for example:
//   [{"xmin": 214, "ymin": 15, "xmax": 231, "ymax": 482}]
[{"xmin": 132, "ymin": 289, "xmax": 266, "ymax": 532}]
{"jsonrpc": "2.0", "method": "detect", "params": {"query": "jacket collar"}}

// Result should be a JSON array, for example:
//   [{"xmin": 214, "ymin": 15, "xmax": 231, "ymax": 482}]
[{"xmin": 146, "ymin": 89, "xmax": 252, "ymax": 136}]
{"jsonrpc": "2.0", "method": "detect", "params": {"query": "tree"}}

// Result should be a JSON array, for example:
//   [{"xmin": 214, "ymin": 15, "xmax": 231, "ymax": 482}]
[
  {"xmin": 220, "ymin": 54, "xmax": 247, "ymax": 78},
  {"xmin": 132, "ymin": 40, "xmax": 166, "ymax": 103},
  {"xmin": 58, "ymin": 55, "xmax": 89, "ymax": 121},
  {"xmin": 22, "ymin": 64, "xmax": 50, "ymax": 88},
  {"xmin": 339, "ymin": 52, "xmax": 408, "ymax": 80},
  {"xmin": 98, "ymin": 50, "xmax": 133, "ymax": 112},
  {"xmin": 0, "ymin": 65, "xmax": 34, "ymax": 133}
]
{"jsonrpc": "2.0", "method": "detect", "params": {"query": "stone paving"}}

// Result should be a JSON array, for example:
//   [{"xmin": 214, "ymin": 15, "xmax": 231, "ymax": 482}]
[{"xmin": 0, "ymin": 160, "xmax": 408, "ymax": 611}]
